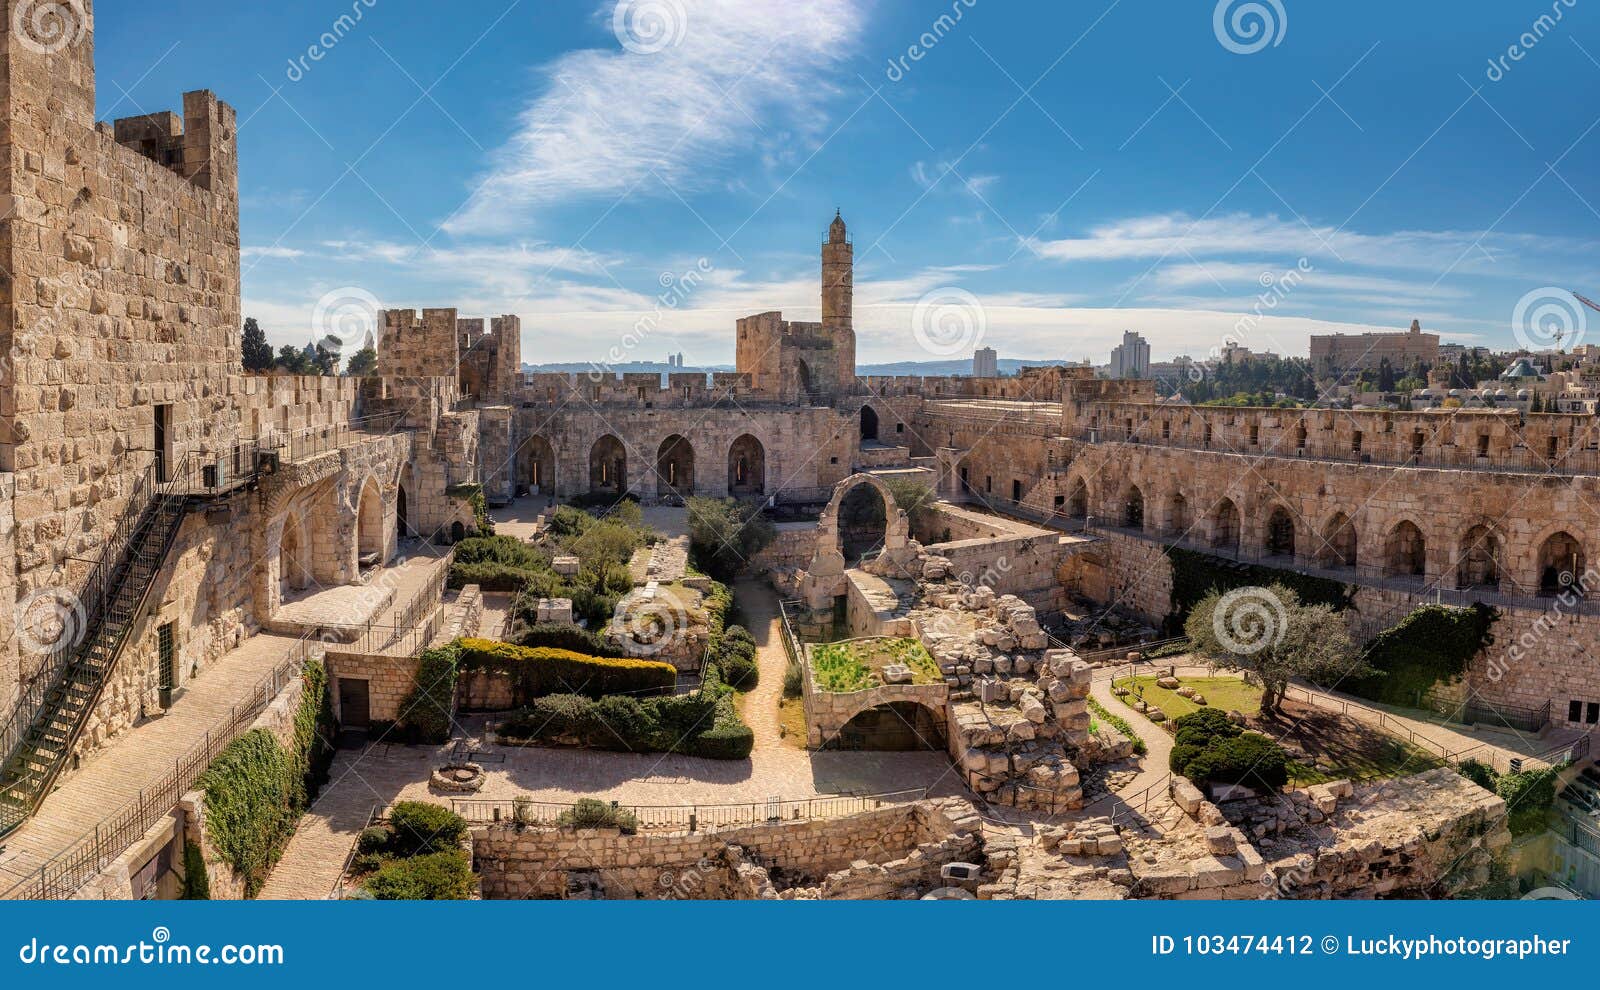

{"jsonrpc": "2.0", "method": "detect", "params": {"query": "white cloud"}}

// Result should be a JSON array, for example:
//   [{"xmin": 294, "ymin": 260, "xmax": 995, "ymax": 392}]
[
  {"xmin": 242, "ymin": 246, "xmax": 305, "ymax": 260},
  {"xmin": 444, "ymin": 0, "xmax": 866, "ymax": 234},
  {"xmin": 1028, "ymin": 211, "xmax": 1598, "ymax": 281}
]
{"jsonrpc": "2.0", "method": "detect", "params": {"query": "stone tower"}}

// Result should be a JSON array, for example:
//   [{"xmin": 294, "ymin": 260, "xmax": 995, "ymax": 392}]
[{"xmin": 821, "ymin": 210, "xmax": 856, "ymax": 391}]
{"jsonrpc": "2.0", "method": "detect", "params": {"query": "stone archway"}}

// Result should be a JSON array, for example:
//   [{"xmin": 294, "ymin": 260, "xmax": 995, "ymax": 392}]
[
  {"xmin": 1121, "ymin": 485, "xmax": 1145, "ymax": 531},
  {"xmin": 1456, "ymin": 524, "xmax": 1503, "ymax": 591},
  {"xmin": 1537, "ymin": 531, "xmax": 1586, "ymax": 596},
  {"xmin": 656, "ymin": 434, "xmax": 695, "ymax": 498},
  {"xmin": 728, "ymin": 433, "xmax": 766, "ymax": 496},
  {"xmin": 1265, "ymin": 506, "xmax": 1296, "ymax": 559},
  {"xmin": 1210, "ymin": 498, "xmax": 1241, "ymax": 551},
  {"xmin": 519, "ymin": 435, "xmax": 556, "ymax": 496},
  {"xmin": 356, "ymin": 476, "xmax": 385, "ymax": 564},
  {"xmin": 824, "ymin": 700, "xmax": 947, "ymax": 751},
  {"xmin": 279, "ymin": 512, "xmax": 310, "ymax": 600},
  {"xmin": 1318, "ymin": 511, "xmax": 1357, "ymax": 569},
  {"xmin": 589, "ymin": 435, "xmax": 627, "ymax": 494},
  {"xmin": 1385, "ymin": 520, "xmax": 1426, "ymax": 578}
]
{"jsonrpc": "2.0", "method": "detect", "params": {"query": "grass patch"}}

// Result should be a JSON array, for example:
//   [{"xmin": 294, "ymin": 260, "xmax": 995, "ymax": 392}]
[
  {"xmin": 808, "ymin": 637, "xmax": 940, "ymax": 693},
  {"xmin": 1113, "ymin": 675, "xmax": 1264, "ymax": 721},
  {"xmin": 1086, "ymin": 695, "xmax": 1148, "ymax": 756}
]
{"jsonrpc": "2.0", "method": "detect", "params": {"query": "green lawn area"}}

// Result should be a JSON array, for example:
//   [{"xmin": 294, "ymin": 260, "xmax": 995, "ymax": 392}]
[
  {"xmin": 1113, "ymin": 675, "xmax": 1263, "ymax": 720},
  {"xmin": 809, "ymin": 637, "xmax": 941, "ymax": 693},
  {"xmin": 1112, "ymin": 674, "xmax": 1447, "ymax": 784}
]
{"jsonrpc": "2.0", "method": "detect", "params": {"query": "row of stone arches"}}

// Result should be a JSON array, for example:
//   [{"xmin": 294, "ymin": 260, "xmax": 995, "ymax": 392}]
[
  {"xmin": 518, "ymin": 433, "xmax": 769, "ymax": 498},
  {"xmin": 1066, "ymin": 474, "xmax": 1590, "ymax": 597}
]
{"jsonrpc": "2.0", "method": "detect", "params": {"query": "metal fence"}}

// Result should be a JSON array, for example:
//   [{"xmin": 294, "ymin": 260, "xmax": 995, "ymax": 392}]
[
  {"xmin": 448, "ymin": 789, "xmax": 930, "ymax": 833},
  {"xmin": 1, "ymin": 635, "xmax": 323, "ymax": 900},
  {"xmin": 271, "ymin": 412, "xmax": 406, "ymax": 464}
]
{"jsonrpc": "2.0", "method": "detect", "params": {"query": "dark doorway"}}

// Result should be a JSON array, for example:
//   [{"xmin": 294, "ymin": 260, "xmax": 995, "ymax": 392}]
[
  {"xmin": 860, "ymin": 405, "xmax": 879, "ymax": 442},
  {"xmin": 827, "ymin": 702, "xmax": 946, "ymax": 751},
  {"xmin": 339, "ymin": 677, "xmax": 371, "ymax": 730},
  {"xmin": 396, "ymin": 486, "xmax": 409, "ymax": 540},
  {"xmin": 154, "ymin": 404, "xmax": 170, "ymax": 483}
]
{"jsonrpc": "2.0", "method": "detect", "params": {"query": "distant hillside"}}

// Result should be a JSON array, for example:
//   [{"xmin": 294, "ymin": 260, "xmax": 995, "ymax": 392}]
[{"xmin": 523, "ymin": 361, "xmax": 733, "ymax": 375}]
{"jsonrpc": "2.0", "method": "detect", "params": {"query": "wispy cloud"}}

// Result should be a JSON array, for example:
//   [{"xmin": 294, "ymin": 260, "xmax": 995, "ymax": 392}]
[
  {"xmin": 445, "ymin": 0, "xmax": 867, "ymax": 234},
  {"xmin": 1028, "ymin": 211, "xmax": 1599, "ymax": 280}
]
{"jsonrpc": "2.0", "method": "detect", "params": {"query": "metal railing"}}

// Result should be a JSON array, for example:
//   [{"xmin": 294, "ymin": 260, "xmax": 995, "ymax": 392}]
[
  {"xmin": 1, "ymin": 634, "xmax": 324, "ymax": 900},
  {"xmin": 269, "ymin": 411, "xmax": 406, "ymax": 464},
  {"xmin": 1070, "ymin": 424, "xmax": 1600, "ymax": 478},
  {"xmin": 319, "ymin": 549, "xmax": 455, "ymax": 650},
  {"xmin": 449, "ymin": 789, "xmax": 930, "ymax": 832}
]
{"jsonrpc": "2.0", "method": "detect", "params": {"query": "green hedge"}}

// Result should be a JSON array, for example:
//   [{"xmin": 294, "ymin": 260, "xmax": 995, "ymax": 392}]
[
  {"xmin": 457, "ymin": 638, "xmax": 676, "ymax": 700},
  {"xmin": 711, "ymin": 625, "xmax": 758, "ymax": 690},
  {"xmin": 393, "ymin": 644, "xmax": 461, "ymax": 744},
  {"xmin": 1166, "ymin": 545, "xmax": 1354, "ymax": 626},
  {"xmin": 1458, "ymin": 761, "xmax": 1558, "ymax": 837},
  {"xmin": 496, "ymin": 664, "xmax": 752, "ymax": 760},
  {"xmin": 388, "ymin": 800, "xmax": 469, "ymax": 857},
  {"xmin": 1348, "ymin": 604, "xmax": 1497, "ymax": 705},
  {"xmin": 515, "ymin": 622, "xmax": 619, "ymax": 656},
  {"xmin": 196, "ymin": 659, "xmax": 334, "ymax": 896},
  {"xmin": 363, "ymin": 849, "xmax": 473, "ymax": 900}
]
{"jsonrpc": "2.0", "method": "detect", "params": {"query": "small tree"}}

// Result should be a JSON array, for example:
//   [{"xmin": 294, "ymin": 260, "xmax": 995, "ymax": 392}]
[
  {"xmin": 274, "ymin": 344, "xmax": 310, "ymax": 374},
  {"xmin": 1185, "ymin": 583, "xmax": 1364, "ymax": 714},
  {"xmin": 687, "ymin": 497, "xmax": 776, "ymax": 581},
  {"xmin": 241, "ymin": 317, "xmax": 274, "ymax": 372},
  {"xmin": 345, "ymin": 346, "xmax": 378, "ymax": 377},
  {"xmin": 883, "ymin": 475, "xmax": 939, "ymax": 541}
]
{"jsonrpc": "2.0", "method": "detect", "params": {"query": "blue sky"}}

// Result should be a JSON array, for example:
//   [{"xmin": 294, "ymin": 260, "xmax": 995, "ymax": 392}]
[{"xmin": 94, "ymin": 0, "xmax": 1600, "ymax": 365}]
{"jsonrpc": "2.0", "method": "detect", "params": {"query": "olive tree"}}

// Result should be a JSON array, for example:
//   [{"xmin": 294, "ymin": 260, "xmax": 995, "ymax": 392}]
[{"xmin": 1185, "ymin": 583, "xmax": 1364, "ymax": 714}]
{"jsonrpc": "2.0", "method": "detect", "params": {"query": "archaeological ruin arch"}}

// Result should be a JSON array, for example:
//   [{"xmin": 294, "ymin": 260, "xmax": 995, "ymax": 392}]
[
  {"xmin": 800, "ymin": 473, "xmax": 914, "ymax": 608},
  {"xmin": 656, "ymin": 434, "xmax": 695, "ymax": 498},
  {"xmin": 1384, "ymin": 519, "xmax": 1427, "ymax": 578},
  {"xmin": 589, "ymin": 435, "xmax": 627, "ymax": 494},
  {"xmin": 728, "ymin": 434, "xmax": 766, "ymax": 496},
  {"xmin": 825, "ymin": 700, "xmax": 947, "ymax": 751},
  {"xmin": 839, "ymin": 482, "xmax": 890, "ymax": 561}
]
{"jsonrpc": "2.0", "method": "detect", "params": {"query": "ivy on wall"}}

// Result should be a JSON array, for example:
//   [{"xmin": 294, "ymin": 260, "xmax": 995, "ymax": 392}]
[
  {"xmin": 195, "ymin": 659, "xmax": 334, "ymax": 897},
  {"xmin": 393, "ymin": 643, "xmax": 461, "ymax": 744},
  {"xmin": 1165, "ymin": 546, "xmax": 1355, "ymax": 624},
  {"xmin": 1347, "ymin": 603, "xmax": 1497, "ymax": 705}
]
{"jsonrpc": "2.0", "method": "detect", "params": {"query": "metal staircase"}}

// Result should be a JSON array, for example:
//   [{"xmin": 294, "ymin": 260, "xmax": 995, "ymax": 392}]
[{"xmin": 0, "ymin": 453, "xmax": 195, "ymax": 836}]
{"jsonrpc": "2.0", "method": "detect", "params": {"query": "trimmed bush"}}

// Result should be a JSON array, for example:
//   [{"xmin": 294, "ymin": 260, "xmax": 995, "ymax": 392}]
[
  {"xmin": 449, "ymin": 561, "xmax": 542, "ymax": 592},
  {"xmin": 387, "ymin": 801, "xmax": 469, "ymax": 857},
  {"xmin": 1457, "ymin": 758, "xmax": 1499, "ymax": 792},
  {"xmin": 515, "ymin": 622, "xmax": 617, "ymax": 656},
  {"xmin": 1497, "ymin": 767, "xmax": 1558, "ymax": 837},
  {"xmin": 495, "ymin": 664, "xmax": 752, "ymax": 760},
  {"xmin": 1182, "ymin": 732, "xmax": 1289, "ymax": 792},
  {"xmin": 712, "ymin": 624, "xmax": 759, "ymax": 690},
  {"xmin": 457, "ymin": 638, "xmax": 676, "ymax": 700},
  {"xmin": 557, "ymin": 798, "xmax": 638, "ymax": 833},
  {"xmin": 363, "ymin": 849, "xmax": 473, "ymax": 900}
]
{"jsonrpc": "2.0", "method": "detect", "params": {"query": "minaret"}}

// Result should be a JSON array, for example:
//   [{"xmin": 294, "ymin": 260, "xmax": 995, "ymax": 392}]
[{"xmin": 822, "ymin": 210, "xmax": 856, "ymax": 391}]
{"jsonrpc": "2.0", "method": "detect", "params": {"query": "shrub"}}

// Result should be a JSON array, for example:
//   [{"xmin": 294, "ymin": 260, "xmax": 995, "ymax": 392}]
[
  {"xmin": 457, "ymin": 638, "xmax": 676, "ymax": 700},
  {"xmin": 556, "ymin": 798, "xmax": 638, "ymax": 833},
  {"xmin": 712, "ymin": 624, "xmax": 759, "ymax": 689},
  {"xmin": 1182, "ymin": 732, "xmax": 1289, "ymax": 792},
  {"xmin": 1457, "ymin": 759, "xmax": 1499, "ymax": 792},
  {"xmin": 357, "ymin": 826, "xmax": 391, "ymax": 855},
  {"xmin": 1172, "ymin": 708, "xmax": 1240, "ymax": 746},
  {"xmin": 449, "ymin": 561, "xmax": 543, "ymax": 592},
  {"xmin": 387, "ymin": 802, "xmax": 468, "ymax": 857},
  {"xmin": 1497, "ymin": 767, "xmax": 1558, "ymax": 837},
  {"xmin": 363, "ymin": 849, "xmax": 473, "ymax": 900},
  {"xmin": 495, "ymin": 671, "xmax": 752, "ymax": 761},
  {"xmin": 515, "ymin": 622, "xmax": 616, "ymax": 656}
]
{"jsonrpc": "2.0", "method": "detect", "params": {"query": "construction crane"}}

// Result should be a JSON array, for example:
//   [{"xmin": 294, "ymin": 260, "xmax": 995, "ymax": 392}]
[{"xmin": 1577, "ymin": 290, "xmax": 1600, "ymax": 317}]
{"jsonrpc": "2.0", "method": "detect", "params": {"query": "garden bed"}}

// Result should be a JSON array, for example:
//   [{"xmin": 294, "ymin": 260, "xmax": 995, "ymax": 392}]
[{"xmin": 809, "ymin": 637, "xmax": 941, "ymax": 693}]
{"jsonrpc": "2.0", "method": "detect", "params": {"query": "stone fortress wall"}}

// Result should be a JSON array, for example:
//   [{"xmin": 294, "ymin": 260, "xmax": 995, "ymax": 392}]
[{"xmin": 0, "ymin": 2, "xmax": 482, "ymax": 774}]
